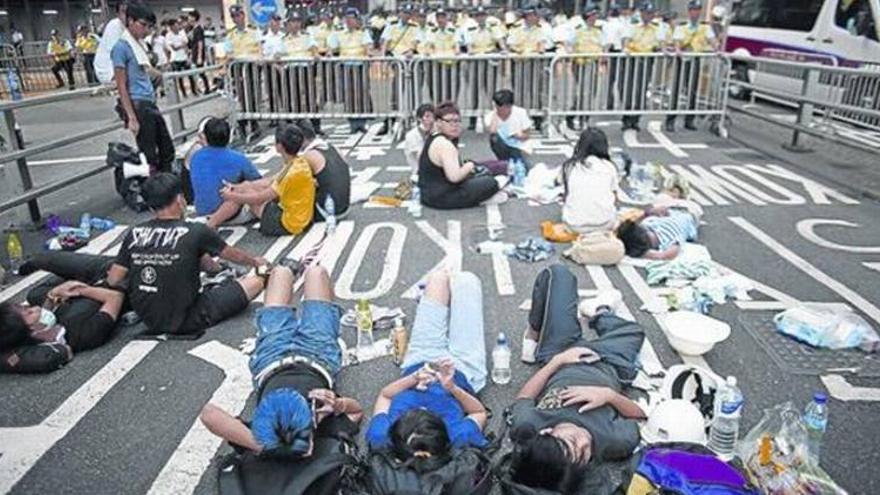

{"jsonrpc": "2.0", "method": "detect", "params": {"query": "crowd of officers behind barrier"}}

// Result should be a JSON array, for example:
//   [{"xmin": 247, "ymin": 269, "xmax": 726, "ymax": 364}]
[{"xmin": 222, "ymin": 0, "xmax": 722, "ymax": 134}]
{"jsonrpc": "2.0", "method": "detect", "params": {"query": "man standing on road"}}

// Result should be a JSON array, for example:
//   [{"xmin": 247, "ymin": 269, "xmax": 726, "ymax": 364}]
[
  {"xmin": 166, "ymin": 18, "xmax": 195, "ymax": 97},
  {"xmin": 112, "ymin": 3, "xmax": 174, "ymax": 174},
  {"xmin": 48, "ymin": 29, "xmax": 76, "ymax": 90},
  {"xmin": 75, "ymin": 25, "xmax": 100, "ymax": 85},
  {"xmin": 95, "ymin": 1, "xmax": 128, "ymax": 85},
  {"xmin": 189, "ymin": 10, "xmax": 211, "ymax": 93},
  {"xmin": 665, "ymin": 0, "xmax": 717, "ymax": 132},
  {"xmin": 622, "ymin": 3, "xmax": 664, "ymax": 132},
  {"xmin": 106, "ymin": 173, "xmax": 268, "ymax": 339},
  {"xmin": 225, "ymin": 4, "xmax": 263, "ymax": 138}
]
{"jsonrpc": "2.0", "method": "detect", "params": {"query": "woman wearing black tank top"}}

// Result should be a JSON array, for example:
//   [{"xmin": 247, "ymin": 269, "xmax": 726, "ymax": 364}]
[{"xmin": 418, "ymin": 102, "xmax": 505, "ymax": 210}]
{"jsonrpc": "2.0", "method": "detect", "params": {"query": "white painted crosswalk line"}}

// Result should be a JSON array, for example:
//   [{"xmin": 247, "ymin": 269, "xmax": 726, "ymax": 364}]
[
  {"xmin": 486, "ymin": 204, "xmax": 515, "ymax": 296},
  {"xmin": 293, "ymin": 221, "xmax": 355, "ymax": 294},
  {"xmin": 254, "ymin": 225, "xmax": 327, "ymax": 303},
  {"xmin": 147, "ymin": 341, "xmax": 251, "ymax": 495},
  {"xmin": 0, "ymin": 340, "xmax": 158, "ymax": 493},
  {"xmin": 0, "ymin": 226, "xmax": 129, "ymax": 304}
]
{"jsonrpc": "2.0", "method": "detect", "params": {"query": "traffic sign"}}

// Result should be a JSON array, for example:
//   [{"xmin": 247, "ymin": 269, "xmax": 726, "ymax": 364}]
[{"xmin": 249, "ymin": 0, "xmax": 277, "ymax": 26}]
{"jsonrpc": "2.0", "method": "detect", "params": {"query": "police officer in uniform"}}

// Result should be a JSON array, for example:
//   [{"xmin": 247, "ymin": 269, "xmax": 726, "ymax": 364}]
[
  {"xmin": 419, "ymin": 9, "xmax": 463, "ymax": 105},
  {"xmin": 463, "ymin": 6, "xmax": 506, "ymax": 130},
  {"xmin": 282, "ymin": 11, "xmax": 320, "ymax": 131},
  {"xmin": 225, "ymin": 5, "xmax": 263, "ymax": 136},
  {"xmin": 328, "ymin": 7, "xmax": 375, "ymax": 133},
  {"xmin": 379, "ymin": 4, "xmax": 420, "ymax": 135},
  {"xmin": 75, "ymin": 24, "xmax": 100, "ymax": 85},
  {"xmin": 622, "ymin": 2, "xmax": 664, "ymax": 131},
  {"xmin": 48, "ymin": 29, "xmax": 75, "ymax": 89},
  {"xmin": 506, "ymin": 5, "xmax": 552, "ymax": 130},
  {"xmin": 262, "ymin": 14, "xmax": 286, "ymax": 115},
  {"xmin": 309, "ymin": 8, "xmax": 336, "ymax": 112},
  {"xmin": 666, "ymin": 0, "xmax": 717, "ymax": 131},
  {"xmin": 602, "ymin": 3, "xmax": 633, "ymax": 112},
  {"xmin": 566, "ymin": 4, "xmax": 606, "ymax": 130}
]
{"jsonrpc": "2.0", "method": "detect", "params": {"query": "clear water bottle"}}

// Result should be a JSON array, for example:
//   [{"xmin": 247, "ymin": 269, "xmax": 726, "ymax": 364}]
[
  {"xmin": 507, "ymin": 159, "xmax": 516, "ymax": 178},
  {"xmin": 80, "ymin": 213, "xmax": 92, "ymax": 237},
  {"xmin": 90, "ymin": 217, "xmax": 116, "ymax": 231},
  {"xmin": 409, "ymin": 186, "xmax": 422, "ymax": 218},
  {"xmin": 708, "ymin": 376, "xmax": 743, "ymax": 460},
  {"xmin": 324, "ymin": 195, "xmax": 336, "ymax": 235},
  {"xmin": 491, "ymin": 332, "xmax": 512, "ymax": 385},
  {"xmin": 514, "ymin": 159, "xmax": 526, "ymax": 187},
  {"xmin": 803, "ymin": 392, "xmax": 829, "ymax": 465}
]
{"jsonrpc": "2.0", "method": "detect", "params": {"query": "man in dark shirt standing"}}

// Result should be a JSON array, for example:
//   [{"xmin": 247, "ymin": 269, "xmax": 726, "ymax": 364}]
[
  {"xmin": 189, "ymin": 9, "xmax": 211, "ymax": 93},
  {"xmin": 107, "ymin": 173, "xmax": 268, "ymax": 338}
]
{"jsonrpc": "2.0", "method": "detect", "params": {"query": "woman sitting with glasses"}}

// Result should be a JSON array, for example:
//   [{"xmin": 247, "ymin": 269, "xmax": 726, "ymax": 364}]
[
  {"xmin": 200, "ymin": 264, "xmax": 363, "ymax": 458},
  {"xmin": 418, "ymin": 102, "xmax": 508, "ymax": 209}
]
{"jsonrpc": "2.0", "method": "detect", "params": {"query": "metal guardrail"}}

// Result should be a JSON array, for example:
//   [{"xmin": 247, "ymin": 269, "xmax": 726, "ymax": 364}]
[{"xmin": 0, "ymin": 65, "xmax": 224, "ymax": 223}]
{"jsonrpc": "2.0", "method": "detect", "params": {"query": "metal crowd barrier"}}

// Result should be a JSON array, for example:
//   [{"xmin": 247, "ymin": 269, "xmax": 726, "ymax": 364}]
[
  {"xmin": 0, "ymin": 64, "xmax": 224, "ymax": 224},
  {"xmin": 0, "ymin": 53, "xmax": 90, "ymax": 97}
]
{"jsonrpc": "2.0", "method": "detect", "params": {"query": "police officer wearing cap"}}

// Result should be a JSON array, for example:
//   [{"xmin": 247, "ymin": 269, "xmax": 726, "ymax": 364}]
[
  {"xmin": 507, "ymin": 4, "xmax": 552, "ymax": 130},
  {"xmin": 378, "ymin": 4, "xmax": 420, "ymax": 135},
  {"xmin": 419, "ymin": 8, "xmax": 464, "ymax": 104},
  {"xmin": 225, "ymin": 5, "xmax": 263, "ymax": 136},
  {"xmin": 261, "ymin": 14, "xmax": 287, "ymax": 116},
  {"xmin": 327, "ymin": 7, "xmax": 375, "ymax": 133},
  {"xmin": 602, "ymin": 3, "xmax": 633, "ymax": 111},
  {"xmin": 565, "ymin": 3, "xmax": 606, "ymax": 130},
  {"xmin": 282, "ymin": 11, "xmax": 321, "ymax": 131},
  {"xmin": 622, "ymin": 2, "xmax": 664, "ymax": 131},
  {"xmin": 463, "ymin": 6, "xmax": 506, "ymax": 130},
  {"xmin": 48, "ymin": 28, "xmax": 75, "ymax": 89},
  {"xmin": 666, "ymin": 0, "xmax": 717, "ymax": 131}
]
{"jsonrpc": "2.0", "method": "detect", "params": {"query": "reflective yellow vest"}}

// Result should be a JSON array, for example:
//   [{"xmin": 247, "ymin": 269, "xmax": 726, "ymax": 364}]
[
  {"xmin": 75, "ymin": 34, "xmax": 99, "ymax": 54},
  {"xmin": 626, "ymin": 23, "xmax": 660, "ymax": 53},
  {"xmin": 337, "ymin": 28, "xmax": 368, "ymax": 57},
  {"xmin": 678, "ymin": 22, "xmax": 714, "ymax": 52},
  {"xmin": 571, "ymin": 24, "xmax": 603, "ymax": 63},
  {"xmin": 386, "ymin": 22, "xmax": 419, "ymax": 55},
  {"xmin": 228, "ymin": 27, "xmax": 261, "ymax": 58},
  {"xmin": 508, "ymin": 26, "xmax": 546, "ymax": 55},
  {"xmin": 428, "ymin": 27, "xmax": 459, "ymax": 57},
  {"xmin": 284, "ymin": 32, "xmax": 313, "ymax": 57},
  {"xmin": 49, "ymin": 39, "xmax": 72, "ymax": 62},
  {"xmin": 468, "ymin": 26, "xmax": 499, "ymax": 54}
]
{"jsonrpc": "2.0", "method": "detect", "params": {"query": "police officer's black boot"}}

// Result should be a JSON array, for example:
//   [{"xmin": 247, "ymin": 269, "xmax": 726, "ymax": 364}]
[
  {"xmin": 378, "ymin": 118, "xmax": 391, "ymax": 136},
  {"xmin": 684, "ymin": 116, "xmax": 697, "ymax": 131},
  {"xmin": 665, "ymin": 116, "xmax": 675, "ymax": 132},
  {"xmin": 566, "ymin": 116, "xmax": 576, "ymax": 131},
  {"xmin": 468, "ymin": 117, "xmax": 477, "ymax": 131}
]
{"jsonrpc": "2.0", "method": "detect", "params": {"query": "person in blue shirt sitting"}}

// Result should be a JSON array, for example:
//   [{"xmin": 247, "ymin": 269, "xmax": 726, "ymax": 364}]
[
  {"xmin": 187, "ymin": 117, "xmax": 263, "ymax": 229},
  {"xmin": 365, "ymin": 270, "xmax": 489, "ymax": 471}
]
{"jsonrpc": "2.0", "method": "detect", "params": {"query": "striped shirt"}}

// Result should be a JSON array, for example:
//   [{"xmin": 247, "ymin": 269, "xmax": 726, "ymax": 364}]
[{"xmin": 641, "ymin": 209, "xmax": 698, "ymax": 251}]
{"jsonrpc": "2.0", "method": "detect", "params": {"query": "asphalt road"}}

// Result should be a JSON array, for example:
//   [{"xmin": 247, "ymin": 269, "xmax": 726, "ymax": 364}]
[{"xmin": 1, "ymin": 104, "xmax": 879, "ymax": 494}]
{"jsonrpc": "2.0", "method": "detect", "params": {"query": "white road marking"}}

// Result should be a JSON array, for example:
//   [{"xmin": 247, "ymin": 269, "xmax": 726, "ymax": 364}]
[
  {"xmin": 748, "ymin": 164, "xmax": 859, "ymax": 205},
  {"xmin": 293, "ymin": 221, "xmax": 355, "ymax": 294},
  {"xmin": 0, "ymin": 341, "xmax": 158, "ymax": 493},
  {"xmin": 385, "ymin": 166, "xmax": 411, "ymax": 173},
  {"xmin": 401, "ymin": 220, "xmax": 462, "ymax": 299},
  {"xmin": 146, "ymin": 341, "xmax": 251, "ymax": 495},
  {"xmin": 668, "ymin": 164, "xmax": 767, "ymax": 205},
  {"xmin": 253, "ymin": 224, "xmax": 327, "ymax": 303},
  {"xmin": 0, "ymin": 226, "xmax": 128, "ymax": 304},
  {"xmin": 622, "ymin": 121, "xmax": 708, "ymax": 158},
  {"xmin": 486, "ymin": 204, "xmax": 514, "ymax": 296},
  {"xmin": 864, "ymin": 262, "xmax": 880, "ymax": 274},
  {"xmin": 731, "ymin": 216, "xmax": 880, "ymax": 326},
  {"xmin": 335, "ymin": 222, "xmax": 407, "ymax": 300},
  {"xmin": 711, "ymin": 165, "xmax": 806, "ymax": 205},
  {"xmin": 796, "ymin": 219, "xmax": 880, "ymax": 253},
  {"xmin": 821, "ymin": 375, "xmax": 880, "ymax": 402},
  {"xmin": 351, "ymin": 166, "xmax": 381, "ymax": 184},
  {"xmin": 250, "ymin": 135, "xmax": 277, "ymax": 164}
]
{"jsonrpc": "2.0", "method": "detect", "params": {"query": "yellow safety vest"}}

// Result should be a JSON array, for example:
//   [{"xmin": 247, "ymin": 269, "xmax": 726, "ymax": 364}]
[
  {"xmin": 679, "ymin": 22, "xmax": 714, "ymax": 52},
  {"xmin": 228, "ymin": 27, "xmax": 261, "ymax": 58},
  {"xmin": 626, "ymin": 23, "xmax": 660, "ymax": 53},
  {"xmin": 337, "ymin": 28, "xmax": 368, "ymax": 57},
  {"xmin": 284, "ymin": 32, "xmax": 313, "ymax": 57},
  {"xmin": 49, "ymin": 39, "xmax": 71, "ymax": 62},
  {"xmin": 572, "ymin": 25, "xmax": 603, "ymax": 63},
  {"xmin": 509, "ymin": 26, "xmax": 546, "ymax": 55},
  {"xmin": 429, "ymin": 27, "xmax": 459, "ymax": 57},
  {"xmin": 311, "ymin": 23, "xmax": 332, "ymax": 54},
  {"xmin": 468, "ymin": 26, "xmax": 499, "ymax": 54},
  {"xmin": 75, "ymin": 34, "xmax": 99, "ymax": 54},
  {"xmin": 387, "ymin": 22, "xmax": 419, "ymax": 55}
]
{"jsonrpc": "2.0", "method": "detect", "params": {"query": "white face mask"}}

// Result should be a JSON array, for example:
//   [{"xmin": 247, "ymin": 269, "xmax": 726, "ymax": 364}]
[{"xmin": 39, "ymin": 308, "xmax": 57, "ymax": 328}]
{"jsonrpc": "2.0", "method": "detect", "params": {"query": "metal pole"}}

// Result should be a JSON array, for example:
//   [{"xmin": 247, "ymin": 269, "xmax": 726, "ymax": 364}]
[
  {"xmin": 783, "ymin": 66, "xmax": 817, "ymax": 153},
  {"xmin": 3, "ymin": 108, "xmax": 40, "ymax": 222},
  {"xmin": 164, "ymin": 73, "xmax": 185, "ymax": 138}
]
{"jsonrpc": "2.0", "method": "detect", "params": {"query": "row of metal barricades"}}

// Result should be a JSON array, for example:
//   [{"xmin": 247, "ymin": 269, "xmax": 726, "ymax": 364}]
[{"xmin": 227, "ymin": 52, "xmax": 732, "ymax": 131}]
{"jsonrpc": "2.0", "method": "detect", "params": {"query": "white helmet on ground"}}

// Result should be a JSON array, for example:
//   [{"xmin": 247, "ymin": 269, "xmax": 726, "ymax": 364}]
[{"xmin": 641, "ymin": 399, "xmax": 708, "ymax": 445}]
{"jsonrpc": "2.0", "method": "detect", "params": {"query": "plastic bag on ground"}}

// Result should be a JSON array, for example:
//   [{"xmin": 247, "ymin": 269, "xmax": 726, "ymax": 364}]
[
  {"xmin": 737, "ymin": 402, "xmax": 847, "ymax": 495},
  {"xmin": 774, "ymin": 305, "xmax": 880, "ymax": 352}
]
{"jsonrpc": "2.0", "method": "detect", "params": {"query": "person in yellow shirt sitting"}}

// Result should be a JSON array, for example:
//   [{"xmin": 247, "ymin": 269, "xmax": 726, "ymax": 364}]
[
  {"xmin": 75, "ymin": 24, "xmax": 100, "ymax": 85},
  {"xmin": 219, "ymin": 125, "xmax": 316, "ymax": 237}
]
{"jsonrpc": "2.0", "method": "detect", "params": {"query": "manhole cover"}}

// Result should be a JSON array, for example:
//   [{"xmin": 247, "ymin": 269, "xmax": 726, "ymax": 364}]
[{"xmin": 738, "ymin": 313, "xmax": 880, "ymax": 377}]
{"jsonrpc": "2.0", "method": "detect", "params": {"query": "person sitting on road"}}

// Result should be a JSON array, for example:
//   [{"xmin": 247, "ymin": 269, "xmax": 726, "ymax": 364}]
[
  {"xmin": 189, "ymin": 118, "xmax": 263, "ymax": 229},
  {"xmin": 616, "ymin": 204, "xmax": 699, "ymax": 260},
  {"xmin": 218, "ymin": 125, "xmax": 316, "ymax": 236},
  {"xmin": 294, "ymin": 120, "xmax": 351, "ymax": 222},
  {"xmin": 419, "ymin": 102, "xmax": 507, "ymax": 210},
  {"xmin": 560, "ymin": 128, "xmax": 620, "ymax": 234},
  {"xmin": 200, "ymin": 264, "xmax": 364, "ymax": 457},
  {"xmin": 512, "ymin": 264, "xmax": 646, "ymax": 494},
  {"xmin": 365, "ymin": 271, "xmax": 489, "ymax": 467},
  {"xmin": 106, "ymin": 173, "xmax": 268, "ymax": 338},
  {"xmin": 485, "ymin": 89, "xmax": 533, "ymax": 166},
  {"xmin": 403, "ymin": 103, "xmax": 435, "ymax": 176}
]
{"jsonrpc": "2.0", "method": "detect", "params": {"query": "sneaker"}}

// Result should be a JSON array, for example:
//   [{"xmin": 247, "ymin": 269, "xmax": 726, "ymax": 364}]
[
  {"xmin": 521, "ymin": 329, "xmax": 538, "ymax": 364},
  {"xmin": 578, "ymin": 290, "xmax": 623, "ymax": 318}
]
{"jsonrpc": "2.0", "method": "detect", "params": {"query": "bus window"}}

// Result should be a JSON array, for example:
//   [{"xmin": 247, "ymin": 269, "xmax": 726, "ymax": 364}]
[
  {"xmin": 732, "ymin": 0, "xmax": 823, "ymax": 31},
  {"xmin": 835, "ymin": 0, "xmax": 878, "ymax": 40}
]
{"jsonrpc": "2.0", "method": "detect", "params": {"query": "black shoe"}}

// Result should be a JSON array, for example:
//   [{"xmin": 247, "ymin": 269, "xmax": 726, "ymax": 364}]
[
  {"xmin": 468, "ymin": 117, "xmax": 477, "ymax": 131},
  {"xmin": 579, "ymin": 116, "xmax": 589, "ymax": 129},
  {"xmin": 566, "ymin": 116, "xmax": 577, "ymax": 131},
  {"xmin": 377, "ymin": 121, "xmax": 390, "ymax": 136},
  {"xmin": 665, "ymin": 119, "xmax": 675, "ymax": 133},
  {"xmin": 684, "ymin": 120, "xmax": 697, "ymax": 131}
]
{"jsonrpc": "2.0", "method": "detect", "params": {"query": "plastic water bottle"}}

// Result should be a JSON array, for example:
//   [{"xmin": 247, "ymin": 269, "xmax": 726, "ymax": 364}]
[
  {"xmin": 514, "ymin": 159, "xmax": 526, "ymax": 187},
  {"xmin": 507, "ymin": 159, "xmax": 516, "ymax": 178},
  {"xmin": 491, "ymin": 333, "xmax": 512, "ymax": 385},
  {"xmin": 389, "ymin": 316, "xmax": 409, "ymax": 365},
  {"xmin": 90, "ymin": 217, "xmax": 116, "ymax": 231},
  {"xmin": 708, "ymin": 376, "xmax": 743, "ymax": 460},
  {"xmin": 409, "ymin": 186, "xmax": 422, "ymax": 218},
  {"xmin": 6, "ymin": 230, "xmax": 23, "ymax": 275},
  {"xmin": 355, "ymin": 299, "xmax": 374, "ymax": 358},
  {"xmin": 324, "ymin": 195, "xmax": 336, "ymax": 235},
  {"xmin": 803, "ymin": 392, "xmax": 829, "ymax": 465},
  {"xmin": 79, "ymin": 213, "xmax": 92, "ymax": 237}
]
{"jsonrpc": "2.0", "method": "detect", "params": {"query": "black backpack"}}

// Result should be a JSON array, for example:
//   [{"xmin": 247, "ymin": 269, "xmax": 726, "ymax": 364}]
[
  {"xmin": 217, "ymin": 435, "xmax": 361, "ymax": 495},
  {"xmin": 108, "ymin": 142, "xmax": 149, "ymax": 212},
  {"xmin": 365, "ymin": 447, "xmax": 495, "ymax": 495}
]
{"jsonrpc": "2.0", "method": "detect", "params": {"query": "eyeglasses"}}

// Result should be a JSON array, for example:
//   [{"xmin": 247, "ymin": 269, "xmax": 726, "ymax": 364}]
[{"xmin": 440, "ymin": 117, "xmax": 462, "ymax": 125}]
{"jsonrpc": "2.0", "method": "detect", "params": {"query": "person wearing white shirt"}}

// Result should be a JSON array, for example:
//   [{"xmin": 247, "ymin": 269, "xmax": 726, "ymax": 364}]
[
  {"xmin": 151, "ymin": 27, "xmax": 169, "ymax": 69},
  {"xmin": 560, "ymin": 128, "xmax": 620, "ymax": 234},
  {"xmin": 404, "ymin": 103, "xmax": 436, "ymax": 176},
  {"xmin": 261, "ymin": 14, "xmax": 286, "ymax": 58},
  {"xmin": 602, "ymin": 5, "xmax": 633, "ymax": 111},
  {"xmin": 166, "ymin": 19, "xmax": 196, "ymax": 96},
  {"xmin": 484, "ymin": 89, "xmax": 534, "ymax": 167},
  {"xmin": 94, "ymin": 3, "xmax": 127, "ymax": 85}
]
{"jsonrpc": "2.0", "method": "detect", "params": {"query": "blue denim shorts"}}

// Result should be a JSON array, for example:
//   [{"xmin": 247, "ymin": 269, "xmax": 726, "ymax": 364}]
[{"xmin": 249, "ymin": 301, "xmax": 343, "ymax": 382}]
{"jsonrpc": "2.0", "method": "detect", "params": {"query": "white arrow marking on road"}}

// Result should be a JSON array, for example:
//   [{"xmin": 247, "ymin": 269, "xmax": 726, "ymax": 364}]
[
  {"xmin": 821, "ymin": 374, "xmax": 880, "ymax": 402},
  {"xmin": 864, "ymin": 262, "xmax": 880, "ymax": 274},
  {"xmin": 0, "ymin": 225, "xmax": 128, "ymax": 304},
  {"xmin": 711, "ymin": 165, "xmax": 806, "ymax": 205},
  {"xmin": 796, "ymin": 219, "xmax": 880, "ymax": 254},
  {"xmin": 485, "ymin": 204, "xmax": 514, "ymax": 296},
  {"xmin": 335, "ymin": 222, "xmax": 407, "ymax": 300},
  {"xmin": 0, "ymin": 341, "xmax": 158, "ymax": 493},
  {"xmin": 731, "ymin": 216, "xmax": 880, "ymax": 326},
  {"xmin": 147, "ymin": 341, "xmax": 251, "ymax": 495},
  {"xmin": 668, "ymin": 164, "xmax": 767, "ymax": 205},
  {"xmin": 402, "ymin": 220, "xmax": 462, "ymax": 299},
  {"xmin": 622, "ymin": 121, "xmax": 707, "ymax": 158}
]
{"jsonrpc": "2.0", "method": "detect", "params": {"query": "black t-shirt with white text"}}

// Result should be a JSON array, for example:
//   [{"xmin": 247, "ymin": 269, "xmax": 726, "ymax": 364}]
[{"xmin": 115, "ymin": 218, "xmax": 226, "ymax": 333}]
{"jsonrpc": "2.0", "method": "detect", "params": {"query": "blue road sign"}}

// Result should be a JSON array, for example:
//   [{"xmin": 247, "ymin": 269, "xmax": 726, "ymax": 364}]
[{"xmin": 249, "ymin": 0, "xmax": 277, "ymax": 26}]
